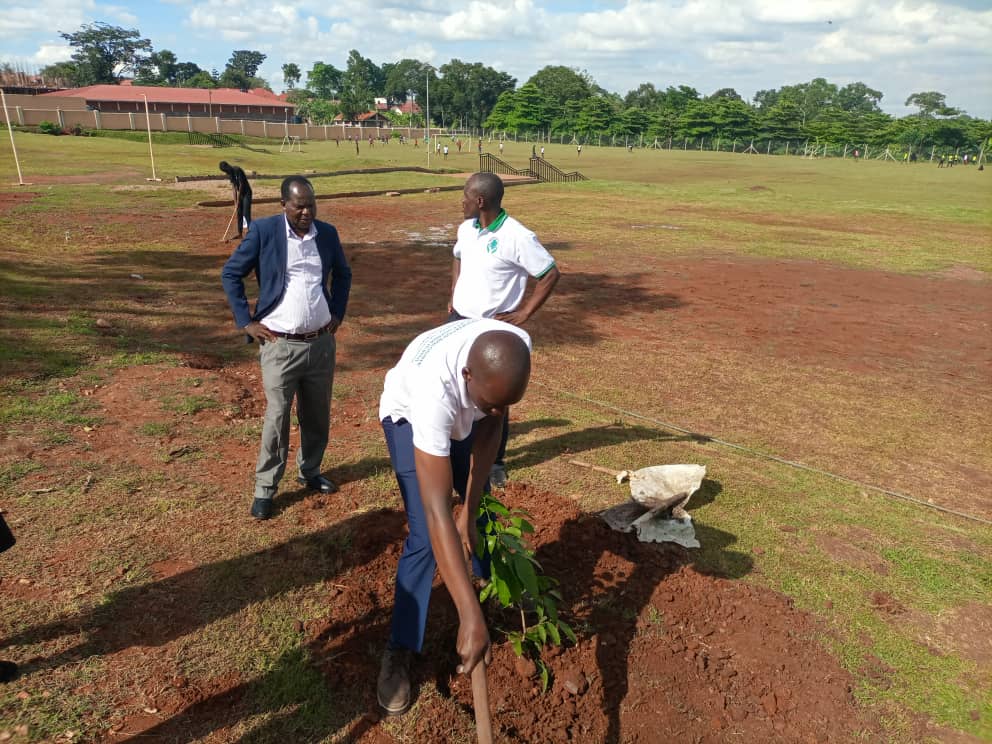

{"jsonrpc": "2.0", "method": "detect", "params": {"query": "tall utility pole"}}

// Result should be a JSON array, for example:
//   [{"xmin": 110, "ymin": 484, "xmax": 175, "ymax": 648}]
[
  {"xmin": 426, "ymin": 73, "xmax": 430, "ymax": 169},
  {"xmin": 142, "ymin": 95, "xmax": 161, "ymax": 181}
]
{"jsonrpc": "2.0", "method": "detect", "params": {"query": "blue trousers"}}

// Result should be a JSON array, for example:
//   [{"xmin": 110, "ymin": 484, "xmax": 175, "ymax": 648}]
[{"xmin": 382, "ymin": 416, "xmax": 490, "ymax": 653}]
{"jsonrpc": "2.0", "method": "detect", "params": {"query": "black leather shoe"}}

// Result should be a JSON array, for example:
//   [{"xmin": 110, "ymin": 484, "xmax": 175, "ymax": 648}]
[
  {"xmin": 250, "ymin": 498, "xmax": 273, "ymax": 520},
  {"xmin": 297, "ymin": 475, "xmax": 338, "ymax": 494}
]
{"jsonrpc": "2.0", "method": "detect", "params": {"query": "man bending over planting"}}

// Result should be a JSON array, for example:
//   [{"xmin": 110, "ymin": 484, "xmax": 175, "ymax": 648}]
[{"xmin": 377, "ymin": 318, "xmax": 532, "ymax": 715}]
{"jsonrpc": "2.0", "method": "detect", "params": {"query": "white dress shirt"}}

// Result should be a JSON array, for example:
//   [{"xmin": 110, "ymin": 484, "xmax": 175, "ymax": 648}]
[{"xmin": 263, "ymin": 216, "xmax": 333, "ymax": 334}]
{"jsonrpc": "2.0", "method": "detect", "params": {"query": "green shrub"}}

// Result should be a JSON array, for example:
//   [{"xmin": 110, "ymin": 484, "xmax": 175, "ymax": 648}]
[
  {"xmin": 38, "ymin": 120, "xmax": 62, "ymax": 136},
  {"xmin": 478, "ymin": 493, "xmax": 576, "ymax": 690}
]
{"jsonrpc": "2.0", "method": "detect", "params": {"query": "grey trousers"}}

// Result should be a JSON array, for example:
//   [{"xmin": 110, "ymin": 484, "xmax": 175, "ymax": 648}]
[{"xmin": 254, "ymin": 334, "xmax": 336, "ymax": 500}]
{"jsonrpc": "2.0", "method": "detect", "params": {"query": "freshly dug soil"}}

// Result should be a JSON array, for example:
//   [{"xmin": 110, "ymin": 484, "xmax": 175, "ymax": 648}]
[{"xmin": 307, "ymin": 483, "xmax": 882, "ymax": 743}]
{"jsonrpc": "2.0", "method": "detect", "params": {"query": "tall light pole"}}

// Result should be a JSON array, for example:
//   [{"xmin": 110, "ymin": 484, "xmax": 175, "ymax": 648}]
[
  {"xmin": 0, "ymin": 89, "xmax": 27, "ymax": 185},
  {"xmin": 426, "ymin": 73, "xmax": 430, "ymax": 169},
  {"xmin": 142, "ymin": 94, "xmax": 161, "ymax": 182}
]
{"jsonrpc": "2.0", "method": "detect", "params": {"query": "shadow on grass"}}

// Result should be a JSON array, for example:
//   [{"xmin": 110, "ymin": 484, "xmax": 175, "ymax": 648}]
[
  {"xmin": 344, "ymin": 241, "xmax": 685, "ymax": 371},
  {"xmin": 506, "ymin": 421, "xmax": 697, "ymax": 472},
  {"xmin": 0, "ymin": 248, "xmax": 235, "ymax": 379},
  {"xmin": 534, "ymin": 478, "xmax": 749, "ymax": 744},
  {"xmin": 5, "ymin": 509, "xmax": 404, "ymax": 678}
]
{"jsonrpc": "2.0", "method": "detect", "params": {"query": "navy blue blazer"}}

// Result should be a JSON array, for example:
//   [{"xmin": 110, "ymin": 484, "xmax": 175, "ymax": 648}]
[{"xmin": 221, "ymin": 214, "xmax": 352, "ymax": 337}]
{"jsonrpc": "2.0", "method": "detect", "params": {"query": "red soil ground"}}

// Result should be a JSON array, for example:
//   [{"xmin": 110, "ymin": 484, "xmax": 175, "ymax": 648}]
[{"xmin": 2, "ymin": 186, "xmax": 988, "ymax": 742}]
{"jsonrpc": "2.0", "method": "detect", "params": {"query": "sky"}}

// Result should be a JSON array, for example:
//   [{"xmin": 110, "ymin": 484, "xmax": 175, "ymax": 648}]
[{"xmin": 2, "ymin": 0, "xmax": 991, "ymax": 119}]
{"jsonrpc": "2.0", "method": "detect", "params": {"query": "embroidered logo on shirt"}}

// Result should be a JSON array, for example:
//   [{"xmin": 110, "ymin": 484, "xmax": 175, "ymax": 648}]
[{"xmin": 486, "ymin": 237, "xmax": 498, "ymax": 254}]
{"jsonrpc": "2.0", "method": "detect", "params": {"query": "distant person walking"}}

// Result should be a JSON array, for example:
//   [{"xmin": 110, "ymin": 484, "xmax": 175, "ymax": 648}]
[{"xmin": 219, "ymin": 161, "xmax": 253, "ymax": 241}]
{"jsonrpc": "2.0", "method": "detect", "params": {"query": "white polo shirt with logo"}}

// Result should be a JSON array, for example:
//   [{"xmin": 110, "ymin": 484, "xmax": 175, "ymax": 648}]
[
  {"xmin": 451, "ymin": 210, "xmax": 556, "ymax": 319},
  {"xmin": 379, "ymin": 318, "xmax": 532, "ymax": 456}
]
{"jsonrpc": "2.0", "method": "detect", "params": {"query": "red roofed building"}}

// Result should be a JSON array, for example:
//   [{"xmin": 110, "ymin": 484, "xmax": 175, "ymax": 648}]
[{"xmin": 39, "ymin": 84, "xmax": 294, "ymax": 121}]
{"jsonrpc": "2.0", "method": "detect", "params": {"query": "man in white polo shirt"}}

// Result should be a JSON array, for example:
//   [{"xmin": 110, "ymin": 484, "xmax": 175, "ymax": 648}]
[
  {"xmin": 377, "ymin": 318, "xmax": 532, "ymax": 716},
  {"xmin": 447, "ymin": 171, "xmax": 560, "ymax": 487}
]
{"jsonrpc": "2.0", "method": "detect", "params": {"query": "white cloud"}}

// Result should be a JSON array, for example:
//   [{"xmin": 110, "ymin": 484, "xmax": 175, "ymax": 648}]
[
  {"xmin": 0, "ymin": 0, "xmax": 95, "ymax": 39},
  {"xmin": 32, "ymin": 43, "xmax": 74, "ymax": 65}
]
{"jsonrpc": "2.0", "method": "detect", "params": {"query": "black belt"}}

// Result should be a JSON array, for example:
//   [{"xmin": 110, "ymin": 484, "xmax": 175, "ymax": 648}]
[{"xmin": 270, "ymin": 323, "xmax": 333, "ymax": 341}]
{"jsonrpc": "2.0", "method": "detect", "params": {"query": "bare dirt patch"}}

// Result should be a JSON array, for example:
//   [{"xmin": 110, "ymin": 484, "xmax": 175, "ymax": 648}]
[{"xmin": 0, "ymin": 191, "xmax": 38, "ymax": 215}]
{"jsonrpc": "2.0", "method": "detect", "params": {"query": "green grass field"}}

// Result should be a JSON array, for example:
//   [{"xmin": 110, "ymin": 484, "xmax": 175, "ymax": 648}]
[{"xmin": 0, "ymin": 130, "xmax": 990, "ymax": 742}]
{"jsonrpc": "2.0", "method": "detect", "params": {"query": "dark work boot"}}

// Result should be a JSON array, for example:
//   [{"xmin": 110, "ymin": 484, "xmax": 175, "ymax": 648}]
[{"xmin": 377, "ymin": 645, "xmax": 413, "ymax": 716}]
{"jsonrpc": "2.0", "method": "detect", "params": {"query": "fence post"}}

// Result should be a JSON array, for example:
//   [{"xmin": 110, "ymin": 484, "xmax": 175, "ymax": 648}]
[
  {"xmin": 161, "ymin": 114, "xmax": 167, "ymax": 132},
  {"xmin": 215, "ymin": 116, "xmax": 220, "ymax": 133},
  {"xmin": 263, "ymin": 121, "xmax": 268, "ymax": 138},
  {"xmin": 14, "ymin": 106, "xmax": 24, "ymax": 126},
  {"xmin": 93, "ymin": 110, "xmax": 101, "ymax": 129},
  {"xmin": 128, "ymin": 112, "xmax": 135, "ymax": 130}
]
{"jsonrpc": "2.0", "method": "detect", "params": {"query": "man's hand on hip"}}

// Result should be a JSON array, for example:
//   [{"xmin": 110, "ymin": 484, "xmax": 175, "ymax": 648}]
[{"xmin": 243, "ymin": 321, "xmax": 276, "ymax": 342}]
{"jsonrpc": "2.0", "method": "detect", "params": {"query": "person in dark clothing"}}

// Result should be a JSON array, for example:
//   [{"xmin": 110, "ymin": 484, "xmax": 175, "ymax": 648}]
[
  {"xmin": 219, "ymin": 161, "xmax": 253, "ymax": 241},
  {"xmin": 0, "ymin": 513, "xmax": 17, "ymax": 683}
]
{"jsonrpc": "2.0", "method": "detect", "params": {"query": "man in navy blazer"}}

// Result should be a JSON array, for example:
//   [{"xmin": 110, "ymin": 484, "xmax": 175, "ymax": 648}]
[{"xmin": 222, "ymin": 176, "xmax": 352, "ymax": 520}]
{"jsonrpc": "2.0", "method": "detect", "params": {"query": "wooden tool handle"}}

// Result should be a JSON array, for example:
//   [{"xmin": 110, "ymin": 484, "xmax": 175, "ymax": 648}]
[
  {"xmin": 569, "ymin": 459, "xmax": 622, "ymax": 478},
  {"xmin": 471, "ymin": 662, "xmax": 493, "ymax": 744}
]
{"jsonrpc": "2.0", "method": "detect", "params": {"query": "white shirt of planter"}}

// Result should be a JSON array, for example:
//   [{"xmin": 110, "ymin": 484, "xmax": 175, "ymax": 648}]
[{"xmin": 379, "ymin": 318, "xmax": 531, "ymax": 456}]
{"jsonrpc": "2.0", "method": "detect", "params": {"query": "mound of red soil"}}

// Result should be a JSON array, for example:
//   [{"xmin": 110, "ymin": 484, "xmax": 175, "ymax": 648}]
[{"xmin": 310, "ymin": 483, "xmax": 881, "ymax": 743}]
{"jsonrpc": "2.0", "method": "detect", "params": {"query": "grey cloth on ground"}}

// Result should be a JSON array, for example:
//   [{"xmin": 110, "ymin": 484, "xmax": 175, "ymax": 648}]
[{"xmin": 254, "ymin": 334, "xmax": 336, "ymax": 499}]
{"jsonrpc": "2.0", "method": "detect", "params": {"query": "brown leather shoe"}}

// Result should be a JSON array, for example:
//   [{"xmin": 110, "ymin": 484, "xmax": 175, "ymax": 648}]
[{"xmin": 377, "ymin": 646, "xmax": 413, "ymax": 716}]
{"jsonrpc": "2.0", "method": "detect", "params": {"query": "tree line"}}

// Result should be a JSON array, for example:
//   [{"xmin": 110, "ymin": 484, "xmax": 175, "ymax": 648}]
[{"xmin": 19, "ymin": 22, "xmax": 992, "ymax": 152}]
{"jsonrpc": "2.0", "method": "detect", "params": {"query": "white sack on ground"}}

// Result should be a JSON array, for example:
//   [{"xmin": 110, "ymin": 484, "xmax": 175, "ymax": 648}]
[{"xmin": 601, "ymin": 464, "xmax": 706, "ymax": 548}]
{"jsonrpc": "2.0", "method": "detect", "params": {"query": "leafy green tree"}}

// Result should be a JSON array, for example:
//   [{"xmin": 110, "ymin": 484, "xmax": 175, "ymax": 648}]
[
  {"xmin": 434, "ymin": 59, "xmax": 515, "ymax": 129},
  {"xmin": 296, "ymin": 98, "xmax": 340, "ymax": 124},
  {"xmin": 227, "ymin": 50, "xmax": 266, "ymax": 78},
  {"xmin": 218, "ymin": 67, "xmax": 250, "ymax": 90},
  {"xmin": 575, "ymin": 96, "xmax": 614, "ymax": 136},
  {"xmin": 658, "ymin": 85, "xmax": 699, "ymax": 113},
  {"xmin": 613, "ymin": 107, "xmax": 650, "ymax": 136},
  {"xmin": 836, "ymin": 82, "xmax": 882, "ymax": 114},
  {"xmin": 779, "ymin": 77, "xmax": 837, "ymax": 128},
  {"xmin": 678, "ymin": 99, "xmax": 717, "ymax": 139},
  {"xmin": 339, "ymin": 49, "xmax": 380, "ymax": 118},
  {"xmin": 484, "ymin": 90, "xmax": 516, "ymax": 131},
  {"xmin": 646, "ymin": 108, "xmax": 679, "ymax": 140},
  {"xmin": 760, "ymin": 99, "xmax": 803, "ymax": 141},
  {"xmin": 708, "ymin": 87, "xmax": 742, "ymax": 101},
  {"xmin": 712, "ymin": 98, "xmax": 755, "ymax": 139},
  {"xmin": 306, "ymin": 62, "xmax": 342, "ymax": 99},
  {"xmin": 506, "ymin": 83, "xmax": 549, "ymax": 133},
  {"xmin": 905, "ymin": 91, "xmax": 961, "ymax": 118},
  {"xmin": 526, "ymin": 65, "xmax": 592, "ymax": 111},
  {"xmin": 174, "ymin": 62, "xmax": 204, "ymax": 86},
  {"xmin": 58, "ymin": 22, "xmax": 152, "ymax": 85},
  {"xmin": 282, "ymin": 63, "xmax": 301, "ymax": 89},
  {"xmin": 624, "ymin": 82, "xmax": 664, "ymax": 110},
  {"xmin": 383, "ymin": 58, "xmax": 435, "ymax": 104},
  {"xmin": 805, "ymin": 106, "xmax": 854, "ymax": 142},
  {"xmin": 135, "ymin": 49, "xmax": 178, "ymax": 86},
  {"xmin": 39, "ymin": 61, "xmax": 78, "ymax": 87},
  {"xmin": 183, "ymin": 70, "xmax": 217, "ymax": 89},
  {"xmin": 752, "ymin": 88, "xmax": 780, "ymax": 112},
  {"xmin": 219, "ymin": 50, "xmax": 266, "ymax": 89}
]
